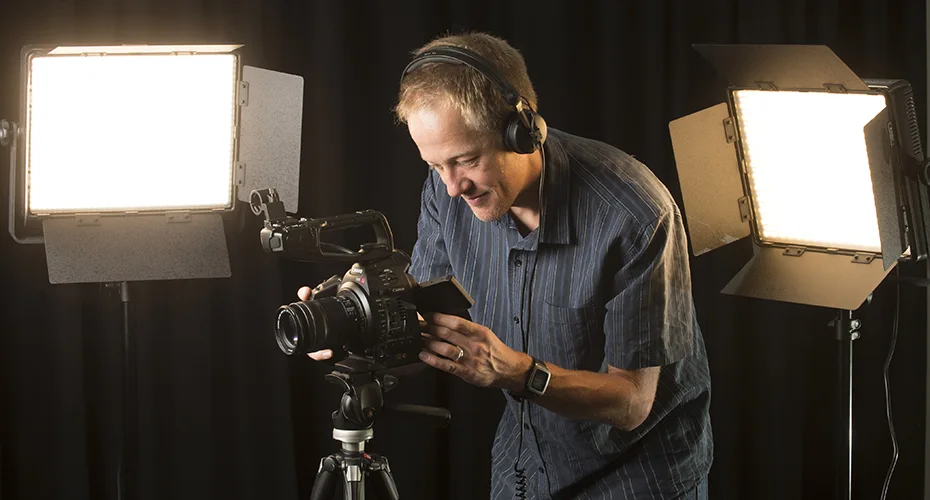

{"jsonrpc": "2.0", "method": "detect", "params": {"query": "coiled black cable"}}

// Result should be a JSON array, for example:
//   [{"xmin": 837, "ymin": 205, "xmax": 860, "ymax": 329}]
[
  {"xmin": 514, "ymin": 468, "xmax": 529, "ymax": 499},
  {"xmin": 513, "ymin": 402, "xmax": 528, "ymax": 499}
]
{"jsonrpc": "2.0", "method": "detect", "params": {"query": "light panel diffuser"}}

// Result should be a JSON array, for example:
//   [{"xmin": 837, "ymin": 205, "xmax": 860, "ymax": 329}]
[
  {"xmin": 47, "ymin": 44, "xmax": 243, "ymax": 55},
  {"xmin": 733, "ymin": 90, "xmax": 887, "ymax": 252},
  {"xmin": 26, "ymin": 52, "xmax": 238, "ymax": 214}
]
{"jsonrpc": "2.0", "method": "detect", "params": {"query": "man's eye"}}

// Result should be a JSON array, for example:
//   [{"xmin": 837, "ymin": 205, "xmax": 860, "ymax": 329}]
[{"xmin": 460, "ymin": 157, "xmax": 479, "ymax": 166}]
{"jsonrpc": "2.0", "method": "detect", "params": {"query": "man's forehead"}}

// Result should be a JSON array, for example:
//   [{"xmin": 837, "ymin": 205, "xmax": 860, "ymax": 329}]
[{"xmin": 408, "ymin": 107, "xmax": 490, "ymax": 162}]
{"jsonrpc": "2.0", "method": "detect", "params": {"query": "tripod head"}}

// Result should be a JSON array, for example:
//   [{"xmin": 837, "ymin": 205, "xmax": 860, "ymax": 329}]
[
  {"xmin": 325, "ymin": 369, "xmax": 392, "ymax": 430},
  {"xmin": 310, "ymin": 365, "xmax": 451, "ymax": 500},
  {"xmin": 324, "ymin": 362, "xmax": 453, "ymax": 431}
]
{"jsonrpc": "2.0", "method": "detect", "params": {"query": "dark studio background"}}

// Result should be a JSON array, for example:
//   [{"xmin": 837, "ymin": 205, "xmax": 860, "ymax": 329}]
[{"xmin": 1, "ymin": 1, "xmax": 928, "ymax": 499}]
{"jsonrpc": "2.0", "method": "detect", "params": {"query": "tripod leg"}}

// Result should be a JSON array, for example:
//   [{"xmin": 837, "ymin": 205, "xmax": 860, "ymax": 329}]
[
  {"xmin": 367, "ymin": 454, "xmax": 399, "ymax": 500},
  {"xmin": 347, "ymin": 481, "xmax": 363, "ymax": 500},
  {"xmin": 310, "ymin": 456, "xmax": 341, "ymax": 500}
]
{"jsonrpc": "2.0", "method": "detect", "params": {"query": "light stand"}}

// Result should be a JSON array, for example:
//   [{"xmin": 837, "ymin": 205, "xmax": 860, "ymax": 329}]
[
  {"xmin": 1, "ymin": 44, "xmax": 306, "ymax": 500},
  {"xmin": 832, "ymin": 308, "xmax": 863, "ymax": 500},
  {"xmin": 668, "ymin": 44, "xmax": 930, "ymax": 500},
  {"xmin": 113, "ymin": 281, "xmax": 137, "ymax": 500}
]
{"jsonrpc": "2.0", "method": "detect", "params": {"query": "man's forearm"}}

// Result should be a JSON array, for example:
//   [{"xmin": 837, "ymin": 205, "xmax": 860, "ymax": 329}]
[
  {"xmin": 416, "ymin": 312, "xmax": 659, "ymax": 430},
  {"xmin": 505, "ymin": 353, "xmax": 655, "ymax": 431}
]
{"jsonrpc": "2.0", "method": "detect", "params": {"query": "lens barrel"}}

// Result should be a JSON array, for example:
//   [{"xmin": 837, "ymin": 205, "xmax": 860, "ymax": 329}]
[{"xmin": 274, "ymin": 295, "xmax": 366, "ymax": 355}]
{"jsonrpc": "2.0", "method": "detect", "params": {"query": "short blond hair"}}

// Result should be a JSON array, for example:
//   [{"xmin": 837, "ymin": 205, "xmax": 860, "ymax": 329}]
[{"xmin": 395, "ymin": 32, "xmax": 538, "ymax": 143}]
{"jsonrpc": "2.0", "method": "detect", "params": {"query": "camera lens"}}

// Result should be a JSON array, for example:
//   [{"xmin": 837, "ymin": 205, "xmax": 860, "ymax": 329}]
[
  {"xmin": 279, "ymin": 311, "xmax": 301, "ymax": 349},
  {"xmin": 275, "ymin": 302, "xmax": 313, "ymax": 355},
  {"xmin": 274, "ymin": 294, "xmax": 368, "ymax": 356}
]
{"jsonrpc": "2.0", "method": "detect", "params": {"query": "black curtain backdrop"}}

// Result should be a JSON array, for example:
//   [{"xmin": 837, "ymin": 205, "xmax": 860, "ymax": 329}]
[{"xmin": 0, "ymin": 1, "xmax": 927, "ymax": 499}]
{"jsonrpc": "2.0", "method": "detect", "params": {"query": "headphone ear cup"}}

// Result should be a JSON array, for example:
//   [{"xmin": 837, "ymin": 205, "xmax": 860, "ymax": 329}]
[
  {"xmin": 504, "ymin": 111, "xmax": 547, "ymax": 154},
  {"xmin": 504, "ymin": 115, "xmax": 533, "ymax": 154}
]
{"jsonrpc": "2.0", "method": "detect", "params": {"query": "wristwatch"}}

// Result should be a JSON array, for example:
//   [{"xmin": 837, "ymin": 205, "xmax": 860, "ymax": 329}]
[{"xmin": 510, "ymin": 357, "xmax": 551, "ymax": 401}]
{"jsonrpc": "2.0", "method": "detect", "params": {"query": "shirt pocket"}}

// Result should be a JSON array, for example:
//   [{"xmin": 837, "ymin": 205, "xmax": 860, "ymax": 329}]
[{"xmin": 536, "ymin": 301, "xmax": 604, "ymax": 371}]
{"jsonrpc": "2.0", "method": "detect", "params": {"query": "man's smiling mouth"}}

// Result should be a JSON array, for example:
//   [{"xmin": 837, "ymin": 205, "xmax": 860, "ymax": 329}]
[{"xmin": 465, "ymin": 193, "xmax": 488, "ymax": 205}]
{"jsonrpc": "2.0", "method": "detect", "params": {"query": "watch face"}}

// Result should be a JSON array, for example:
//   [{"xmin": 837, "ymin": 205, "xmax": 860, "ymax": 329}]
[{"xmin": 529, "ymin": 367, "xmax": 550, "ymax": 393}]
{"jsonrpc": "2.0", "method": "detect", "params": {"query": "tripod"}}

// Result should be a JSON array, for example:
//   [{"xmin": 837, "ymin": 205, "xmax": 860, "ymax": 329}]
[{"xmin": 310, "ymin": 367, "xmax": 451, "ymax": 500}]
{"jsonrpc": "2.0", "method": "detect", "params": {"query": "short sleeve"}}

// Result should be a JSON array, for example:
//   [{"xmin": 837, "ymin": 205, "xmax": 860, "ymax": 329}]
[
  {"xmin": 604, "ymin": 208, "xmax": 696, "ymax": 370},
  {"xmin": 409, "ymin": 170, "xmax": 454, "ymax": 283}
]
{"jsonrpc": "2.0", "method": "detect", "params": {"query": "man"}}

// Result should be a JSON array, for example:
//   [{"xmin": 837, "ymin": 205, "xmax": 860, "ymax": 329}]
[{"xmin": 303, "ymin": 32, "xmax": 712, "ymax": 499}]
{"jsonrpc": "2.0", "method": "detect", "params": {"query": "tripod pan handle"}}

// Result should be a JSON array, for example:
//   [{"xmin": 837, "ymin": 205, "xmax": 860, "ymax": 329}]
[{"xmin": 384, "ymin": 403, "xmax": 451, "ymax": 428}]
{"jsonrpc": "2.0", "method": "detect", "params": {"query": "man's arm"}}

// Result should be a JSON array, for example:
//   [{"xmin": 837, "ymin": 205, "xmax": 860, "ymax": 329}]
[
  {"xmin": 419, "ymin": 319, "xmax": 659, "ymax": 431},
  {"xmin": 420, "ymin": 208, "xmax": 695, "ymax": 431},
  {"xmin": 519, "ymin": 358, "xmax": 660, "ymax": 432}
]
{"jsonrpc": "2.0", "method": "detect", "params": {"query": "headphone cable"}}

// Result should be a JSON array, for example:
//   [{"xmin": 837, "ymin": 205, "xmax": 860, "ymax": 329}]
[{"xmin": 512, "ymin": 143, "xmax": 545, "ymax": 500}]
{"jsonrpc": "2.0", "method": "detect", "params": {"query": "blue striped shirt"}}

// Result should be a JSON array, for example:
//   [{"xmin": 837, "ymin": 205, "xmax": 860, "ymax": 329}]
[{"xmin": 410, "ymin": 128, "xmax": 713, "ymax": 499}]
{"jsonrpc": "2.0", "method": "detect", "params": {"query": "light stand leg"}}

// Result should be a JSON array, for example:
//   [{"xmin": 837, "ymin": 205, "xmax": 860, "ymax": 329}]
[
  {"xmin": 118, "ymin": 281, "xmax": 137, "ymax": 500},
  {"xmin": 834, "ymin": 310, "xmax": 860, "ymax": 500}
]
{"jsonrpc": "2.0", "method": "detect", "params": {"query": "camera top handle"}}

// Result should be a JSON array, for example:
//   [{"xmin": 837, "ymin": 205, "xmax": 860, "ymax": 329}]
[{"xmin": 250, "ymin": 188, "xmax": 394, "ymax": 263}]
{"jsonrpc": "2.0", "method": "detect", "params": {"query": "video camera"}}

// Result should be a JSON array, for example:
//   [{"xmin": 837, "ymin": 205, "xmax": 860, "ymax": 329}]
[{"xmin": 249, "ymin": 188, "xmax": 474, "ymax": 374}]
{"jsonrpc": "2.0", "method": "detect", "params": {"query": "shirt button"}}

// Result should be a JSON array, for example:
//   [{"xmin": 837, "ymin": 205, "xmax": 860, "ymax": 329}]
[
  {"xmin": 513, "ymin": 316, "xmax": 520, "ymax": 324},
  {"xmin": 523, "ymin": 423, "xmax": 530, "ymax": 430},
  {"xmin": 515, "ymin": 259, "xmax": 522, "ymax": 267},
  {"xmin": 538, "ymin": 466, "xmax": 545, "ymax": 474}
]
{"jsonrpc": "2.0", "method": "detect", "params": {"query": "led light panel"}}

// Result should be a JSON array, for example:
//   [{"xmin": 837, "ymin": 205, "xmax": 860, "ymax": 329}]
[
  {"xmin": 733, "ymin": 90, "xmax": 887, "ymax": 252},
  {"xmin": 26, "ymin": 51, "xmax": 238, "ymax": 214}
]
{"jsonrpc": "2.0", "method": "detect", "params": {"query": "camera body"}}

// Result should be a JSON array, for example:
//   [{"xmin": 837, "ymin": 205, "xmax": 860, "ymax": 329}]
[
  {"xmin": 278, "ymin": 250, "xmax": 428, "ymax": 372},
  {"xmin": 251, "ymin": 188, "xmax": 473, "ymax": 373}
]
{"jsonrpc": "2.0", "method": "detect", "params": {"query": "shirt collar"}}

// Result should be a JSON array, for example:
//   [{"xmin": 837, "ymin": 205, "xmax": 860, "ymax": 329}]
[
  {"xmin": 538, "ymin": 129, "xmax": 572, "ymax": 245},
  {"xmin": 492, "ymin": 129, "xmax": 573, "ymax": 245}
]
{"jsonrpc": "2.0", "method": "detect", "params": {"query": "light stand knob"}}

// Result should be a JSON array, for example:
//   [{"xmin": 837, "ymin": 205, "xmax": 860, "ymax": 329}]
[
  {"xmin": 0, "ymin": 119, "xmax": 11, "ymax": 148},
  {"xmin": 919, "ymin": 157, "xmax": 930, "ymax": 188}
]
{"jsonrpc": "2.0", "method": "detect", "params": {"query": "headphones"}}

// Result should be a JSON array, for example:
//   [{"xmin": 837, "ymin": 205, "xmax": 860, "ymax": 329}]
[{"xmin": 401, "ymin": 45, "xmax": 547, "ymax": 155}]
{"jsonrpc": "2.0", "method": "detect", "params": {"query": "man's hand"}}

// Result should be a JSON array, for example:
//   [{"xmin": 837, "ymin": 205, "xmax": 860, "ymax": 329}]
[
  {"xmin": 297, "ymin": 286, "xmax": 333, "ymax": 361},
  {"xmin": 418, "ymin": 312, "xmax": 531, "ymax": 391},
  {"xmin": 419, "ymin": 312, "xmax": 660, "ymax": 431}
]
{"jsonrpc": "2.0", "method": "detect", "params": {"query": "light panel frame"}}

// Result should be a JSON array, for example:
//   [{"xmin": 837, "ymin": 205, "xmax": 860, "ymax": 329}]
[
  {"xmin": 667, "ymin": 44, "xmax": 930, "ymax": 309},
  {"xmin": 3, "ymin": 42, "xmax": 306, "ymax": 285},
  {"xmin": 725, "ymin": 86, "xmax": 893, "ymax": 259},
  {"xmin": 10, "ymin": 44, "xmax": 245, "ymax": 241}
]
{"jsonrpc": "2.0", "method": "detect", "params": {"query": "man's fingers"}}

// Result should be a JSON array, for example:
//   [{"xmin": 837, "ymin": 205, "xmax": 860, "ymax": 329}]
[
  {"xmin": 425, "ymin": 323, "xmax": 470, "ymax": 346},
  {"xmin": 423, "ymin": 338, "xmax": 463, "ymax": 361},
  {"xmin": 422, "ymin": 312, "xmax": 466, "ymax": 331},
  {"xmin": 297, "ymin": 286, "xmax": 312, "ymax": 301},
  {"xmin": 306, "ymin": 350, "xmax": 333, "ymax": 361},
  {"xmin": 419, "ymin": 350, "xmax": 462, "ymax": 375}
]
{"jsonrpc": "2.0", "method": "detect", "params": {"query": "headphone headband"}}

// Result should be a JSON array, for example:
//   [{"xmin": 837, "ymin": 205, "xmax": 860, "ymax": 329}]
[{"xmin": 401, "ymin": 46, "xmax": 522, "ymax": 108}]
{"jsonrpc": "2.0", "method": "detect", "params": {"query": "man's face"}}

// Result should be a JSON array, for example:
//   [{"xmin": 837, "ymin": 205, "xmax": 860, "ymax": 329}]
[{"xmin": 407, "ymin": 102, "xmax": 533, "ymax": 222}]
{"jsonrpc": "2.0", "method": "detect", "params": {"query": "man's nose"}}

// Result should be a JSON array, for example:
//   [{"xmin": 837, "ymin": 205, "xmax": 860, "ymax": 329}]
[{"xmin": 443, "ymin": 168, "xmax": 471, "ymax": 198}]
